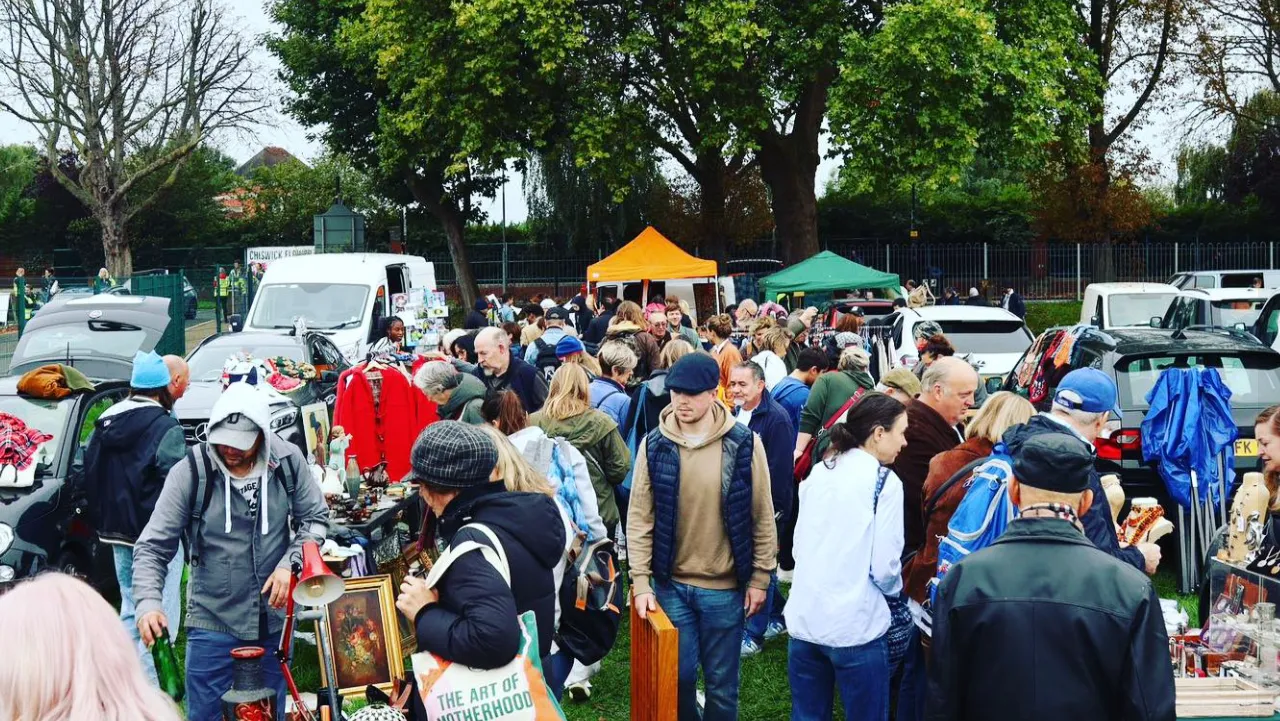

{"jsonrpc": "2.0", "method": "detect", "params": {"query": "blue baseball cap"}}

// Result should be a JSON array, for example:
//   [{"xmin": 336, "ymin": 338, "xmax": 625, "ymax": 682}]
[
  {"xmin": 130, "ymin": 351, "xmax": 170, "ymax": 390},
  {"xmin": 1054, "ymin": 368, "xmax": 1122, "ymax": 419}
]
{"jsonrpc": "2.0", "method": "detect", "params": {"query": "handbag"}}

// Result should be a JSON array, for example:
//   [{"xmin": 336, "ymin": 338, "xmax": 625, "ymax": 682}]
[
  {"xmin": 793, "ymin": 388, "xmax": 866, "ymax": 482},
  {"xmin": 412, "ymin": 523, "xmax": 566, "ymax": 720},
  {"xmin": 873, "ymin": 466, "xmax": 913, "ymax": 670}
]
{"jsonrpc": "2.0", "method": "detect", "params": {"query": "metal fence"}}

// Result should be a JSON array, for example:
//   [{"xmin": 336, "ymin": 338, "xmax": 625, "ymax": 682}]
[{"xmin": 427, "ymin": 240, "xmax": 1280, "ymax": 301}]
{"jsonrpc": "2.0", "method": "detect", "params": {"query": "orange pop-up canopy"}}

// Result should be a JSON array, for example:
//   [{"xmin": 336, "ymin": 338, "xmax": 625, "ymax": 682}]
[{"xmin": 587, "ymin": 226, "xmax": 717, "ymax": 283}]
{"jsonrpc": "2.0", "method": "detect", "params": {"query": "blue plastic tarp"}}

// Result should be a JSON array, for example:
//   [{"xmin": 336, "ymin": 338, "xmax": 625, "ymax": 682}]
[{"xmin": 1140, "ymin": 367, "xmax": 1237, "ymax": 509}]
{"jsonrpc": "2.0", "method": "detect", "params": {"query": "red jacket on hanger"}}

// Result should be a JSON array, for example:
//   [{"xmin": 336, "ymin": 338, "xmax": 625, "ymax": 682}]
[{"xmin": 333, "ymin": 365, "xmax": 426, "ymax": 482}]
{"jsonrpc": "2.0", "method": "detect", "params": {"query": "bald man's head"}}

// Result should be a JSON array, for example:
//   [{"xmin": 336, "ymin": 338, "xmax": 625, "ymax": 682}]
[
  {"xmin": 919, "ymin": 356, "xmax": 978, "ymax": 425},
  {"xmin": 164, "ymin": 355, "xmax": 190, "ymax": 401},
  {"xmin": 474, "ymin": 327, "xmax": 510, "ymax": 376}
]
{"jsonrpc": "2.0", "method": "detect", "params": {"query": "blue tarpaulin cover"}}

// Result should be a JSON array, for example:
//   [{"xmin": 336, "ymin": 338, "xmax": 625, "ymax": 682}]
[{"xmin": 1140, "ymin": 367, "xmax": 1237, "ymax": 509}]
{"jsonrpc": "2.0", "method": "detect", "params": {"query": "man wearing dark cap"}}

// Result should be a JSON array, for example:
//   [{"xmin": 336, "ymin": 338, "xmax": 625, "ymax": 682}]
[
  {"xmin": 628, "ymin": 353, "xmax": 777, "ymax": 721},
  {"xmin": 928, "ymin": 433, "xmax": 1175, "ymax": 721},
  {"xmin": 526, "ymin": 305, "xmax": 574, "ymax": 379},
  {"xmin": 396, "ymin": 421, "xmax": 565, "ymax": 679}
]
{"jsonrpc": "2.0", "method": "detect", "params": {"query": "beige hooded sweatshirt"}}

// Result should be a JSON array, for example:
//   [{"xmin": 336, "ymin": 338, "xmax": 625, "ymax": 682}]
[{"xmin": 627, "ymin": 402, "xmax": 777, "ymax": 596}]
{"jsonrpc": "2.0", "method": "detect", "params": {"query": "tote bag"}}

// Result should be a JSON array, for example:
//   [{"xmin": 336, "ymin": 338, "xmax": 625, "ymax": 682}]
[{"xmin": 412, "ymin": 524, "xmax": 567, "ymax": 721}]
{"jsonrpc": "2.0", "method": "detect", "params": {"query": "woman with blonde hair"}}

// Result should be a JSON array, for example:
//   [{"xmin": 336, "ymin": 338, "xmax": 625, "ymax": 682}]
[
  {"xmin": 604, "ymin": 300, "xmax": 660, "ymax": 380},
  {"xmin": 0, "ymin": 573, "xmax": 181, "ymax": 721},
  {"xmin": 530, "ymin": 363, "xmax": 631, "ymax": 539},
  {"xmin": 744, "ymin": 315, "xmax": 777, "ymax": 356},
  {"xmin": 750, "ymin": 326, "xmax": 791, "ymax": 390},
  {"xmin": 1255, "ymin": 406, "xmax": 1280, "ymax": 509},
  {"xmin": 902, "ymin": 391, "xmax": 1035, "ymax": 627}
]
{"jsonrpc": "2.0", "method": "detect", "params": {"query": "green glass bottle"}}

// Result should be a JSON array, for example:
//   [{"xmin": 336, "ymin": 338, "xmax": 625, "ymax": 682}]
[{"xmin": 151, "ymin": 629, "xmax": 184, "ymax": 703}]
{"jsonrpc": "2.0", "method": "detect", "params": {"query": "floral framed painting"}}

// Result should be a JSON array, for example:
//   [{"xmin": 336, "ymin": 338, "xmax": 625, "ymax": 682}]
[{"xmin": 318, "ymin": 574, "xmax": 405, "ymax": 697}]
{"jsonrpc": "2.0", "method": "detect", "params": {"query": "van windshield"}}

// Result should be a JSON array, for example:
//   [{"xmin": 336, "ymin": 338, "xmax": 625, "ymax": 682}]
[
  {"xmin": 1108, "ymin": 294, "xmax": 1176, "ymax": 328},
  {"xmin": 251, "ymin": 283, "xmax": 369, "ymax": 330}
]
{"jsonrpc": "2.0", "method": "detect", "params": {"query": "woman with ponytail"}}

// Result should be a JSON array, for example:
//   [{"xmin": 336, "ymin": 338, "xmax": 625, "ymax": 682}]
[{"xmin": 785, "ymin": 393, "xmax": 908, "ymax": 721}]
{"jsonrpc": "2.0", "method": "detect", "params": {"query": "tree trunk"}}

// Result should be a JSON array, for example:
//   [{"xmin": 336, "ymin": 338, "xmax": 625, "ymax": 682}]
[
  {"xmin": 403, "ymin": 167, "xmax": 480, "ymax": 310},
  {"xmin": 757, "ymin": 136, "xmax": 820, "ymax": 265},
  {"xmin": 697, "ymin": 153, "xmax": 729, "ymax": 268},
  {"xmin": 98, "ymin": 211, "xmax": 133, "ymax": 278},
  {"xmin": 754, "ymin": 70, "xmax": 832, "ymax": 265}
]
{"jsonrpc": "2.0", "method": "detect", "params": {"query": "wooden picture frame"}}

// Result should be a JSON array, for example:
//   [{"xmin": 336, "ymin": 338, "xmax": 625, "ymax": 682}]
[
  {"xmin": 381, "ymin": 554, "xmax": 416, "ymax": 654},
  {"xmin": 317, "ymin": 574, "xmax": 404, "ymax": 698}
]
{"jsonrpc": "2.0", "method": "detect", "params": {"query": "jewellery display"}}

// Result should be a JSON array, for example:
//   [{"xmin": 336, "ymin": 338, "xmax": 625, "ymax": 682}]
[{"xmin": 1118, "ymin": 498, "xmax": 1175, "ymax": 545}]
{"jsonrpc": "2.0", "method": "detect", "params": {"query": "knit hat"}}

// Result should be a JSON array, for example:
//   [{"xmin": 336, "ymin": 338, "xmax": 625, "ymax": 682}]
[
  {"xmin": 880, "ymin": 367, "xmax": 922, "ymax": 398},
  {"xmin": 407, "ymin": 421, "xmax": 498, "ymax": 488},
  {"xmin": 912, "ymin": 320, "xmax": 944, "ymax": 342},
  {"xmin": 665, "ymin": 353, "xmax": 720, "ymax": 394},
  {"xmin": 834, "ymin": 332, "xmax": 863, "ymax": 349},
  {"xmin": 1010, "ymin": 433, "xmax": 1094, "ymax": 494},
  {"xmin": 555, "ymin": 335, "xmax": 585, "ymax": 358},
  {"xmin": 130, "ymin": 351, "xmax": 170, "ymax": 390}
]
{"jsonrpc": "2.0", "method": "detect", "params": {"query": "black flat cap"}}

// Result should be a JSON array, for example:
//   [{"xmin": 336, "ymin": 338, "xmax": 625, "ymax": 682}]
[{"xmin": 1011, "ymin": 433, "xmax": 1094, "ymax": 494}]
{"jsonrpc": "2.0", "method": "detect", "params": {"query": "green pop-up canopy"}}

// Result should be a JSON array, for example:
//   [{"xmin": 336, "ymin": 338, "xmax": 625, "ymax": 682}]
[{"xmin": 759, "ymin": 250, "xmax": 901, "ymax": 298}]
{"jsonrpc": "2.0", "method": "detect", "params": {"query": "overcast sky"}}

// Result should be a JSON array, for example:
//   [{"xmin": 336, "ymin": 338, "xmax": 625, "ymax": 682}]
[{"xmin": 0, "ymin": 0, "xmax": 1195, "ymax": 225}]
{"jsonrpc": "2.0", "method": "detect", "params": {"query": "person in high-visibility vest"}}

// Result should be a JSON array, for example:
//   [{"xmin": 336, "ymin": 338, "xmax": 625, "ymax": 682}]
[
  {"xmin": 215, "ymin": 267, "xmax": 231, "ymax": 321},
  {"xmin": 93, "ymin": 267, "xmax": 116, "ymax": 295}
]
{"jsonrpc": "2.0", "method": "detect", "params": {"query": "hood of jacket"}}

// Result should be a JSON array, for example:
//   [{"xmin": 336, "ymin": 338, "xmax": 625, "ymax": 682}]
[
  {"xmin": 206, "ymin": 382, "xmax": 279, "ymax": 535},
  {"xmin": 96, "ymin": 397, "xmax": 170, "ymax": 449},
  {"xmin": 843, "ymin": 368, "xmax": 876, "ymax": 390},
  {"xmin": 531, "ymin": 408, "xmax": 618, "ymax": 448},
  {"xmin": 439, "ymin": 483, "xmax": 565, "ymax": 570},
  {"xmin": 658, "ymin": 398, "xmax": 736, "ymax": 451},
  {"xmin": 1001, "ymin": 412, "xmax": 1092, "ymax": 454},
  {"xmin": 439, "ymin": 374, "xmax": 487, "ymax": 419},
  {"xmin": 606, "ymin": 321, "xmax": 644, "ymax": 336},
  {"xmin": 645, "ymin": 370, "xmax": 669, "ymax": 398}
]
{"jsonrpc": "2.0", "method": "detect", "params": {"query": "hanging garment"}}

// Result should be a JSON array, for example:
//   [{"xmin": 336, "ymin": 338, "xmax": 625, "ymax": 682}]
[{"xmin": 333, "ymin": 364, "xmax": 428, "ymax": 482}]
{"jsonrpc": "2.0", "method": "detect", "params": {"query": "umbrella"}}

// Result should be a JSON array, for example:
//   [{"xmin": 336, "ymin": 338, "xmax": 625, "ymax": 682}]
[{"xmin": 1141, "ymin": 366, "xmax": 1237, "ymax": 593}]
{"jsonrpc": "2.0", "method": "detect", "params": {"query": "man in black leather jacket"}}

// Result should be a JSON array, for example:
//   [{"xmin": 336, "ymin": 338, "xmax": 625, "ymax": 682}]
[{"xmin": 929, "ymin": 433, "xmax": 1175, "ymax": 721}]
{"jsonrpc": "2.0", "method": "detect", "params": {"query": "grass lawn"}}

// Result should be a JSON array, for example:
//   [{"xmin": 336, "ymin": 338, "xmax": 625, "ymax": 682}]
[{"xmin": 1025, "ymin": 301, "xmax": 1082, "ymax": 336}]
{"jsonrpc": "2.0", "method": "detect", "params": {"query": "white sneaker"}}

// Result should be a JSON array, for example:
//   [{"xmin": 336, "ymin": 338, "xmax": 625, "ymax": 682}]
[
  {"xmin": 778, "ymin": 568, "xmax": 794, "ymax": 583},
  {"xmin": 565, "ymin": 681, "xmax": 592, "ymax": 703}
]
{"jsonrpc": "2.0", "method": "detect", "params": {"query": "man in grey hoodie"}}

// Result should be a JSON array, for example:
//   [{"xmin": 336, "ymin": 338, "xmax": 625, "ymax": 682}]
[{"xmin": 133, "ymin": 382, "xmax": 329, "ymax": 721}]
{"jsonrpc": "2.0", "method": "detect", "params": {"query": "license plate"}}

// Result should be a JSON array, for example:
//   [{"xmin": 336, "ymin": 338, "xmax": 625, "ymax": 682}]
[{"xmin": 1236, "ymin": 439, "xmax": 1259, "ymax": 457}]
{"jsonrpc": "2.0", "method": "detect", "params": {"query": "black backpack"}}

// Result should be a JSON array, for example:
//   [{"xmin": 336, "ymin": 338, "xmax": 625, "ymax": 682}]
[
  {"xmin": 182, "ymin": 444, "xmax": 297, "ymax": 566},
  {"xmin": 556, "ymin": 535, "xmax": 625, "ymax": 665},
  {"xmin": 610, "ymin": 330, "xmax": 650, "ymax": 380},
  {"xmin": 533, "ymin": 337, "xmax": 563, "ymax": 383}
]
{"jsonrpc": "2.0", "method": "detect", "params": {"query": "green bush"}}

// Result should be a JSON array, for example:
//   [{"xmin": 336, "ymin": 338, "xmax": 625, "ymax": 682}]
[{"xmin": 1025, "ymin": 301, "xmax": 1081, "ymax": 335}]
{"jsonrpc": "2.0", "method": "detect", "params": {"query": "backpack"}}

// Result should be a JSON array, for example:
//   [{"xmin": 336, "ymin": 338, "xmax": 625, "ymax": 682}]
[
  {"xmin": 528, "ymin": 435, "xmax": 594, "ymax": 541},
  {"xmin": 534, "ymin": 337, "xmax": 562, "ymax": 383},
  {"xmin": 556, "ymin": 535, "xmax": 625, "ymax": 665},
  {"xmin": 182, "ymin": 444, "xmax": 297, "ymax": 566},
  {"xmin": 926, "ymin": 446, "xmax": 1017, "ymax": 614},
  {"xmin": 610, "ymin": 330, "xmax": 650, "ymax": 380}
]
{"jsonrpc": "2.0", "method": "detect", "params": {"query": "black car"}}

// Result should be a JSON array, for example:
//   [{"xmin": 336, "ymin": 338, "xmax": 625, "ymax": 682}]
[
  {"xmin": 175, "ymin": 331, "xmax": 348, "ymax": 458},
  {"xmin": 1, "ymin": 295, "xmax": 174, "ymax": 591},
  {"xmin": 1001, "ymin": 325, "xmax": 1280, "ymax": 498}
]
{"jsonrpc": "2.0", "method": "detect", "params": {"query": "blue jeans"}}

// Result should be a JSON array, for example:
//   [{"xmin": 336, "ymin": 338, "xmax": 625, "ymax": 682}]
[
  {"xmin": 895, "ymin": 626, "xmax": 927, "ymax": 721},
  {"xmin": 743, "ymin": 572, "xmax": 786, "ymax": 644},
  {"xmin": 113, "ymin": 543, "xmax": 184, "ymax": 684},
  {"xmin": 186, "ymin": 627, "xmax": 287, "ymax": 721},
  {"xmin": 544, "ymin": 649, "xmax": 574, "ymax": 701},
  {"xmin": 655, "ymin": 581, "xmax": 745, "ymax": 721},
  {"xmin": 788, "ymin": 635, "xmax": 889, "ymax": 721}
]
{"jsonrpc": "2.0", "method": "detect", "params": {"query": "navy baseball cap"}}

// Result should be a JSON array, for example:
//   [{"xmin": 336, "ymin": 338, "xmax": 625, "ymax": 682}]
[{"xmin": 1054, "ymin": 368, "xmax": 1122, "ymax": 419}]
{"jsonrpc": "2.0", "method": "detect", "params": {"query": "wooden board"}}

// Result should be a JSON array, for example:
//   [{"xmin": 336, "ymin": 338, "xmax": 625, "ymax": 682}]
[
  {"xmin": 1177, "ymin": 677, "xmax": 1276, "ymax": 718},
  {"xmin": 630, "ymin": 600, "xmax": 678, "ymax": 721}
]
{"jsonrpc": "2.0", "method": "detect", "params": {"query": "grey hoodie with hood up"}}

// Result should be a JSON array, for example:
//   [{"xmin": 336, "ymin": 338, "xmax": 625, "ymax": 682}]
[{"xmin": 132, "ymin": 382, "xmax": 330, "ymax": 638}]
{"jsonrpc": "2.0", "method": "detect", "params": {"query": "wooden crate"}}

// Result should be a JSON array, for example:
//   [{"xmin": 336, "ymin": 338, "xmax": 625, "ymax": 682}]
[
  {"xmin": 630, "ymin": 600, "xmax": 679, "ymax": 721},
  {"xmin": 1176, "ymin": 677, "xmax": 1276, "ymax": 718}
]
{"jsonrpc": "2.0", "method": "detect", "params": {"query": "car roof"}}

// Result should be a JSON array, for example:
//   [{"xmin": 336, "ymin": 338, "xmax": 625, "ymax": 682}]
[
  {"xmin": 1085, "ymin": 282, "xmax": 1179, "ymax": 294},
  {"xmin": 1174, "ymin": 288, "xmax": 1273, "ymax": 301},
  {"xmin": 1101, "ymin": 327, "xmax": 1277, "ymax": 356},
  {"xmin": 912, "ymin": 306, "xmax": 1023, "ymax": 322},
  {"xmin": 190, "ymin": 331, "xmax": 307, "ymax": 354}
]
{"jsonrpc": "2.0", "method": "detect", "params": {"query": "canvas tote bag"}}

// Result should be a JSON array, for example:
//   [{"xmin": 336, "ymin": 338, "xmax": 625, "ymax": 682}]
[{"xmin": 412, "ymin": 523, "xmax": 566, "ymax": 721}]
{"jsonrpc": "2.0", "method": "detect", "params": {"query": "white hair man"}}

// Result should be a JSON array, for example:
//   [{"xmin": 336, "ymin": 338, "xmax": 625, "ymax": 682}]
[{"xmin": 472, "ymin": 326, "xmax": 549, "ymax": 413}]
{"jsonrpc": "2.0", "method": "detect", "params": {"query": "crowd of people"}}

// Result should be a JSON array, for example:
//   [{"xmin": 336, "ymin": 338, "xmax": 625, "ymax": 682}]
[{"xmin": 0, "ymin": 286, "xmax": 1197, "ymax": 721}]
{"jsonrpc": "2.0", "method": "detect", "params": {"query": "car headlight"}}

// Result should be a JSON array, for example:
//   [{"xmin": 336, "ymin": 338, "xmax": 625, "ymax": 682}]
[
  {"xmin": 0, "ymin": 523, "xmax": 13, "ymax": 556},
  {"xmin": 271, "ymin": 410, "xmax": 299, "ymax": 431}
]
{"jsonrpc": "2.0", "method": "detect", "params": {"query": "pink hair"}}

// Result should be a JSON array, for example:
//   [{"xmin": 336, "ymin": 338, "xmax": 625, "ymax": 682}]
[{"xmin": 0, "ymin": 573, "xmax": 181, "ymax": 721}]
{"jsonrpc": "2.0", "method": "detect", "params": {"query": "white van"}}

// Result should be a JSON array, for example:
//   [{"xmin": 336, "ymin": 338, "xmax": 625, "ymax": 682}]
[
  {"xmin": 242, "ymin": 253, "xmax": 436, "ymax": 362},
  {"xmin": 1080, "ymin": 282, "xmax": 1179, "ymax": 330},
  {"xmin": 1169, "ymin": 270, "xmax": 1280, "ymax": 290}
]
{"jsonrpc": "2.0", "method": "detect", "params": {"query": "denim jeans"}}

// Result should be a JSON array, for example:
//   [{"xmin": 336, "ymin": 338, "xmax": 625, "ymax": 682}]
[
  {"xmin": 743, "ymin": 572, "xmax": 786, "ymax": 644},
  {"xmin": 655, "ymin": 580, "xmax": 745, "ymax": 721},
  {"xmin": 543, "ymin": 649, "xmax": 574, "ymax": 701},
  {"xmin": 788, "ymin": 635, "xmax": 889, "ymax": 721},
  {"xmin": 895, "ymin": 625, "xmax": 927, "ymax": 721},
  {"xmin": 113, "ymin": 543, "xmax": 184, "ymax": 684},
  {"xmin": 186, "ymin": 627, "xmax": 287, "ymax": 721}
]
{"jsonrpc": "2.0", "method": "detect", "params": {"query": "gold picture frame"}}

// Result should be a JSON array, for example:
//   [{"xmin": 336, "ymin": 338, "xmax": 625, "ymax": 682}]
[{"xmin": 317, "ymin": 574, "xmax": 404, "ymax": 697}]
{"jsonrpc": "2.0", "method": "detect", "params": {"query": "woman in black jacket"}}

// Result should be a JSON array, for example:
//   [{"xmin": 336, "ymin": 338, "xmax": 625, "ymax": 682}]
[{"xmin": 396, "ymin": 422, "xmax": 566, "ymax": 669}]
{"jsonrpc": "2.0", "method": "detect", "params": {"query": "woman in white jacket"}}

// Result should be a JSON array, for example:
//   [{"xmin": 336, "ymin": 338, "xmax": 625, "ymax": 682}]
[
  {"xmin": 750, "ymin": 326, "xmax": 791, "ymax": 390},
  {"xmin": 785, "ymin": 392, "xmax": 908, "ymax": 721}
]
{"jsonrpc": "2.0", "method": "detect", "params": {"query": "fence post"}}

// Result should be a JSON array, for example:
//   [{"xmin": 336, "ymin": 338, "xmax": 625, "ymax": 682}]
[
  {"xmin": 1174, "ymin": 242, "xmax": 1179, "ymax": 274},
  {"xmin": 1271, "ymin": 242, "xmax": 1275, "ymax": 270},
  {"xmin": 885, "ymin": 244, "xmax": 891, "ymax": 276},
  {"xmin": 1076, "ymin": 243, "xmax": 1082, "ymax": 301},
  {"xmin": 502, "ymin": 242, "xmax": 509, "ymax": 293},
  {"xmin": 983, "ymin": 243, "xmax": 989, "ymax": 282}
]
